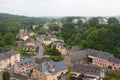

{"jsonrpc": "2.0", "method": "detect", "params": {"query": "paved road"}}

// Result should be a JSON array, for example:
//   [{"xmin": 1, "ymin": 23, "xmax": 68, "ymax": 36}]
[{"xmin": 35, "ymin": 37, "xmax": 44, "ymax": 59}]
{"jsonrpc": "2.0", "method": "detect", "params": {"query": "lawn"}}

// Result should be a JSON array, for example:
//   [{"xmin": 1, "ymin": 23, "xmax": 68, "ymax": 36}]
[
  {"xmin": 20, "ymin": 50, "xmax": 37, "ymax": 57},
  {"xmin": 50, "ymin": 56, "xmax": 63, "ymax": 62},
  {"xmin": 106, "ymin": 76, "xmax": 120, "ymax": 80}
]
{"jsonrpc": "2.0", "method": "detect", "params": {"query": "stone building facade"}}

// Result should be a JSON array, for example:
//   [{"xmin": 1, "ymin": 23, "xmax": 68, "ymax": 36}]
[
  {"xmin": 32, "ymin": 61, "xmax": 68, "ymax": 80},
  {"xmin": 64, "ymin": 48, "xmax": 120, "ymax": 71},
  {"xmin": 0, "ymin": 47, "xmax": 20, "ymax": 71}
]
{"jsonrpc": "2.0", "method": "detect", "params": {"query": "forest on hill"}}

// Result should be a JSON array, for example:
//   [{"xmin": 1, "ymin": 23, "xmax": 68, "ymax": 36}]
[
  {"xmin": 0, "ymin": 13, "xmax": 51, "ymax": 35},
  {"xmin": 51, "ymin": 17, "xmax": 120, "ymax": 58},
  {"xmin": 0, "ymin": 13, "xmax": 120, "ymax": 58}
]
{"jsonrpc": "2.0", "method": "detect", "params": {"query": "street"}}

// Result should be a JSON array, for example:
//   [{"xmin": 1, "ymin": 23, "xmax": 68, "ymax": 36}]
[{"xmin": 35, "ymin": 37, "xmax": 44, "ymax": 59}]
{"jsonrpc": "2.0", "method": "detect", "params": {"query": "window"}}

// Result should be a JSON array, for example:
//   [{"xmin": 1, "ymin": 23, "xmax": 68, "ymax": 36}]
[
  {"xmin": 94, "ymin": 71, "xmax": 96, "ymax": 73},
  {"xmin": 73, "ymin": 67, "xmax": 76, "ymax": 70},
  {"xmin": 25, "ymin": 62, "xmax": 27, "ymax": 64},
  {"xmin": 91, "ymin": 70, "xmax": 93, "ymax": 72},
  {"xmin": 29, "ymin": 61, "xmax": 31, "ymax": 63},
  {"xmin": 87, "ymin": 70, "xmax": 89, "ymax": 72},
  {"xmin": 21, "ymin": 64, "xmax": 23, "ymax": 66},
  {"xmin": 61, "ymin": 72, "xmax": 64, "ymax": 75},
  {"xmin": 113, "ymin": 64, "xmax": 114, "ymax": 66},
  {"xmin": 80, "ymin": 69, "xmax": 83, "ymax": 71}
]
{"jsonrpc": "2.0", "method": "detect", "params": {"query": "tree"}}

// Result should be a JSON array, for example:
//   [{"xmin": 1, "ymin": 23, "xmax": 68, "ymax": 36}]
[
  {"xmin": 88, "ymin": 17, "xmax": 99, "ymax": 27},
  {"xmin": 33, "ymin": 27, "xmax": 46, "ymax": 34},
  {"xmin": 77, "ymin": 19, "xmax": 83, "ymax": 26},
  {"xmin": 67, "ymin": 72, "xmax": 72, "ymax": 80},
  {"xmin": 48, "ymin": 23, "xmax": 59, "ymax": 31},
  {"xmin": 52, "ymin": 46, "xmax": 61, "ymax": 55},
  {"xmin": 4, "ymin": 32, "xmax": 15, "ymax": 45},
  {"xmin": 3, "ymin": 71, "xmax": 10, "ymax": 80},
  {"xmin": 0, "ymin": 33, "xmax": 5, "ymax": 47},
  {"xmin": 66, "ymin": 17, "xmax": 74, "ymax": 22},
  {"xmin": 108, "ymin": 17, "xmax": 119, "ymax": 25}
]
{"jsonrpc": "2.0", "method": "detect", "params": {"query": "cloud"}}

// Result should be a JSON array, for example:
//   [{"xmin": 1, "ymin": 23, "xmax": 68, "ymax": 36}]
[{"xmin": 0, "ymin": 0, "xmax": 120, "ymax": 16}]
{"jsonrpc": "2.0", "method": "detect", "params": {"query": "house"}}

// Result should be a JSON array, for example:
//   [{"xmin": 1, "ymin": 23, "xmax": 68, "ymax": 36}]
[
  {"xmin": 43, "ymin": 32, "xmax": 57, "ymax": 46},
  {"xmin": 80, "ymin": 17, "xmax": 88, "ymax": 23},
  {"xmin": 98, "ymin": 18, "xmax": 108, "ymax": 24},
  {"xmin": 29, "ymin": 31, "xmax": 35, "ymax": 37},
  {"xmin": 32, "ymin": 25, "xmax": 37, "ymax": 29},
  {"xmin": 14, "ymin": 57, "xmax": 68, "ymax": 80},
  {"xmin": 54, "ymin": 22, "xmax": 63, "ymax": 28},
  {"xmin": 52, "ymin": 40, "xmax": 68, "ymax": 55},
  {"xmin": 72, "ymin": 18, "xmax": 88, "ymax": 24},
  {"xmin": 56, "ymin": 45, "xmax": 67, "ymax": 56},
  {"xmin": 67, "ymin": 46, "xmax": 82, "ymax": 53},
  {"xmin": 0, "ymin": 47, "xmax": 20, "ymax": 71},
  {"xmin": 64, "ymin": 48, "xmax": 120, "ymax": 71},
  {"xmin": 22, "ymin": 38, "xmax": 38, "ymax": 51},
  {"xmin": 71, "ymin": 64, "xmax": 102, "ymax": 79},
  {"xmin": 43, "ymin": 38, "xmax": 53, "ymax": 46},
  {"xmin": 14, "ymin": 57, "xmax": 38, "ymax": 74},
  {"xmin": 88, "ymin": 49, "xmax": 120, "ymax": 70},
  {"xmin": 14, "ymin": 58, "xmax": 46, "ymax": 74},
  {"xmin": 16, "ymin": 29, "xmax": 29, "ymax": 41},
  {"xmin": 16, "ymin": 41, "xmax": 23, "ymax": 49},
  {"xmin": 37, "ymin": 34, "xmax": 46, "ymax": 43},
  {"xmin": 33, "ymin": 61, "xmax": 68, "ymax": 80},
  {"xmin": 72, "ymin": 19, "xmax": 79, "ymax": 24},
  {"xmin": 44, "ymin": 23, "xmax": 49, "ymax": 30}
]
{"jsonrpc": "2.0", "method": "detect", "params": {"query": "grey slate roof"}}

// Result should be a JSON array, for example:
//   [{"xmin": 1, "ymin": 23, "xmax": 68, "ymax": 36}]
[
  {"xmin": 69, "ymin": 49, "xmax": 112, "ymax": 60},
  {"xmin": 35, "ymin": 61, "xmax": 67, "ymax": 75},
  {"xmin": 68, "ymin": 46, "xmax": 81, "ymax": 52},
  {"xmin": 71, "ymin": 64, "xmax": 101, "ymax": 76},
  {"xmin": 17, "ymin": 57, "xmax": 36, "ymax": 68},
  {"xmin": 109, "ymin": 57, "xmax": 120, "ymax": 64},
  {"xmin": 69, "ymin": 50, "xmax": 87, "ymax": 61},
  {"xmin": 53, "ymin": 41, "xmax": 63, "ymax": 45},
  {"xmin": 53, "ymin": 61, "xmax": 67, "ymax": 74},
  {"xmin": 25, "ymin": 38, "xmax": 36, "ymax": 43},
  {"xmin": 69, "ymin": 49, "xmax": 120, "ymax": 64},
  {"xmin": 38, "ymin": 34, "xmax": 46, "ymax": 39},
  {"xmin": 35, "ymin": 60, "xmax": 55, "ymax": 73},
  {"xmin": 0, "ymin": 47, "xmax": 19, "ymax": 60},
  {"xmin": 24, "ymin": 38, "xmax": 38, "ymax": 47},
  {"xmin": 44, "ymin": 37, "xmax": 51, "ymax": 41},
  {"xmin": 86, "ymin": 49, "xmax": 112, "ymax": 60}
]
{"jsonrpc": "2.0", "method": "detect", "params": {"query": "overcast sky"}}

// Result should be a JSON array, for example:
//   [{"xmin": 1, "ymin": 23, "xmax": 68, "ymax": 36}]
[{"xmin": 0, "ymin": 0, "xmax": 120, "ymax": 17}]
